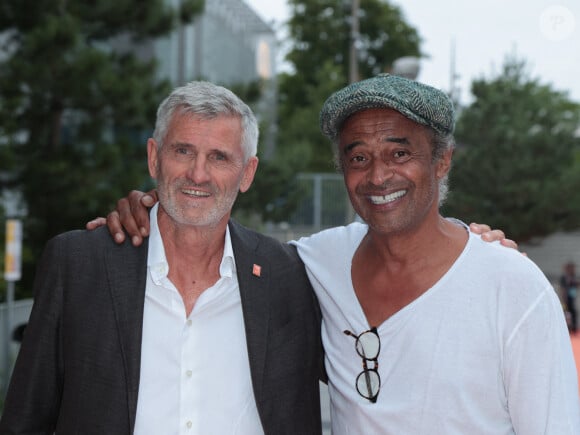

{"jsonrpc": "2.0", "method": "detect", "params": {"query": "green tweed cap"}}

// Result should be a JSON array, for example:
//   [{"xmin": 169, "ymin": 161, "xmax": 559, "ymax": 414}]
[{"xmin": 320, "ymin": 73, "xmax": 455, "ymax": 139}]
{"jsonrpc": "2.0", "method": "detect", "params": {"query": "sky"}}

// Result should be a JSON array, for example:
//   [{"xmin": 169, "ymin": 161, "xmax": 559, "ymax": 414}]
[{"xmin": 245, "ymin": 0, "xmax": 580, "ymax": 105}]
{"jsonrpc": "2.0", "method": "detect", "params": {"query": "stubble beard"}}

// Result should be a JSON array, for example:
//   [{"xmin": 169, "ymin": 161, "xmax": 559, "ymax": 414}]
[
  {"xmin": 157, "ymin": 178, "xmax": 239, "ymax": 229},
  {"xmin": 353, "ymin": 178, "xmax": 439, "ymax": 235}
]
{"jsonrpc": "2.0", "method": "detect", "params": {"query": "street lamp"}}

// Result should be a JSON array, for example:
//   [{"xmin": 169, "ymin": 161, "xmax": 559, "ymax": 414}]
[{"xmin": 391, "ymin": 56, "xmax": 421, "ymax": 80}]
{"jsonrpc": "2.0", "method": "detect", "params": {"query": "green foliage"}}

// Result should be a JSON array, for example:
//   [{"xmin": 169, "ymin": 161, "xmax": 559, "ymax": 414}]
[
  {"xmin": 234, "ymin": 156, "xmax": 304, "ymax": 225},
  {"xmin": 226, "ymin": 79, "xmax": 303, "ymax": 225},
  {"xmin": 0, "ymin": 0, "xmax": 203, "ymax": 297},
  {"xmin": 285, "ymin": 0, "xmax": 421, "ymax": 86},
  {"xmin": 443, "ymin": 57, "xmax": 580, "ymax": 241},
  {"xmin": 278, "ymin": 61, "xmax": 346, "ymax": 172},
  {"xmin": 277, "ymin": 0, "xmax": 422, "ymax": 172}
]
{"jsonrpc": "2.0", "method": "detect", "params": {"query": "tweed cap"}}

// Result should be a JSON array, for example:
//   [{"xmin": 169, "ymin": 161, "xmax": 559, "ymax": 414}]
[{"xmin": 320, "ymin": 73, "xmax": 455, "ymax": 139}]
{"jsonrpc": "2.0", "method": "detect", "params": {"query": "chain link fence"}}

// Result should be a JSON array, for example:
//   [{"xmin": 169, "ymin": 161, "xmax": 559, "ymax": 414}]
[{"xmin": 265, "ymin": 173, "xmax": 355, "ymax": 241}]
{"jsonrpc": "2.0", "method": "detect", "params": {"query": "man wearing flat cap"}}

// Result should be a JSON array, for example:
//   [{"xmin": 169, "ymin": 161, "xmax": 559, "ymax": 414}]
[{"xmin": 292, "ymin": 73, "xmax": 580, "ymax": 433}]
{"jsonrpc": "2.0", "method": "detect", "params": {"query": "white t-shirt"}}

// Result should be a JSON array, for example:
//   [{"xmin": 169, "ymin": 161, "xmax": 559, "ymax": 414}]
[{"xmin": 293, "ymin": 222, "xmax": 580, "ymax": 435}]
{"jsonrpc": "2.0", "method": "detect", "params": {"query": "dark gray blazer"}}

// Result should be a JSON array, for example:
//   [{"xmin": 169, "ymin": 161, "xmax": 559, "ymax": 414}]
[{"xmin": 0, "ymin": 221, "xmax": 324, "ymax": 434}]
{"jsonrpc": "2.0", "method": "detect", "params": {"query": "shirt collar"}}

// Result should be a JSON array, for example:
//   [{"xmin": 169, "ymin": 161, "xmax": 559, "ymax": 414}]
[{"xmin": 147, "ymin": 203, "xmax": 236, "ymax": 283}]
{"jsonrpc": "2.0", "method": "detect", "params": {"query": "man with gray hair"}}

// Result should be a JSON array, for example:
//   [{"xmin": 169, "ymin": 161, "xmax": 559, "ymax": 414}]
[
  {"xmin": 0, "ymin": 81, "xmax": 324, "ymax": 434},
  {"xmin": 292, "ymin": 73, "xmax": 580, "ymax": 433}
]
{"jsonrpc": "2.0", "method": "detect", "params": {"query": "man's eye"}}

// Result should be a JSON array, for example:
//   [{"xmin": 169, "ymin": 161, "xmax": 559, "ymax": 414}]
[
  {"xmin": 343, "ymin": 154, "xmax": 367, "ymax": 169},
  {"xmin": 171, "ymin": 147, "xmax": 195, "ymax": 161},
  {"xmin": 393, "ymin": 150, "xmax": 411, "ymax": 162}
]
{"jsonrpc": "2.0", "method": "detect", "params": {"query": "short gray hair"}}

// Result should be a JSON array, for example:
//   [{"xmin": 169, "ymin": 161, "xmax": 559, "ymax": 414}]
[
  {"xmin": 430, "ymin": 128, "xmax": 455, "ymax": 205},
  {"xmin": 153, "ymin": 81, "xmax": 259, "ymax": 160}
]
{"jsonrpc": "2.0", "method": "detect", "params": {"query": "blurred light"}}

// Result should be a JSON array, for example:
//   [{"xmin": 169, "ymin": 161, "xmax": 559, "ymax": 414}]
[{"xmin": 392, "ymin": 56, "xmax": 421, "ymax": 80}]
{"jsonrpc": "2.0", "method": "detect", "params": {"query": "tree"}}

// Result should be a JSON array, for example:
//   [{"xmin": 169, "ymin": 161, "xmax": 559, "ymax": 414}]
[
  {"xmin": 277, "ymin": 0, "xmax": 422, "ymax": 172},
  {"xmin": 443, "ymin": 57, "xmax": 580, "ymax": 242},
  {"xmin": 0, "ymin": 0, "xmax": 203, "ymax": 296},
  {"xmin": 227, "ymin": 80, "xmax": 307, "ymax": 226}
]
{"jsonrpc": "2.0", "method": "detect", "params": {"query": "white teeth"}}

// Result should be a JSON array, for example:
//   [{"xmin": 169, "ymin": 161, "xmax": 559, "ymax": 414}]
[
  {"xmin": 369, "ymin": 190, "xmax": 406, "ymax": 205},
  {"xmin": 182, "ymin": 188, "xmax": 210, "ymax": 197}
]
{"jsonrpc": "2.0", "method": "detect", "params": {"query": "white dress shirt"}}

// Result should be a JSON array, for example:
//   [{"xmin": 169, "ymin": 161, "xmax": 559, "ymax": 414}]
[{"xmin": 134, "ymin": 204, "xmax": 263, "ymax": 435}]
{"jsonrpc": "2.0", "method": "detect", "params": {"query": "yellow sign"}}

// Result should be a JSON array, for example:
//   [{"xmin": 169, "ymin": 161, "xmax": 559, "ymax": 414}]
[{"xmin": 4, "ymin": 219, "xmax": 22, "ymax": 281}]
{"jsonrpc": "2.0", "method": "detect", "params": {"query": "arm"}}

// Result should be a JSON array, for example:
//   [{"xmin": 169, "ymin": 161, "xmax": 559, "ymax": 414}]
[
  {"xmin": 505, "ymin": 284, "xmax": 580, "ymax": 433},
  {"xmin": 0, "ymin": 238, "xmax": 64, "ymax": 433},
  {"xmin": 87, "ymin": 190, "xmax": 518, "ymax": 249}
]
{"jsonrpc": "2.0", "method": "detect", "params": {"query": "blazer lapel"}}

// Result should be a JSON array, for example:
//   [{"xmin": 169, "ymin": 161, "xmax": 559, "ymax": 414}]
[
  {"xmin": 105, "ymin": 239, "xmax": 148, "ymax": 430},
  {"xmin": 229, "ymin": 221, "xmax": 271, "ymax": 401}
]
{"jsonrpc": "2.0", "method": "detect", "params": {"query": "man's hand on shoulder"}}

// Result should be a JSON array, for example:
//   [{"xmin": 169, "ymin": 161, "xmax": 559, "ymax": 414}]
[
  {"xmin": 85, "ymin": 190, "xmax": 157, "ymax": 246},
  {"xmin": 469, "ymin": 222, "xmax": 521, "ymax": 252}
]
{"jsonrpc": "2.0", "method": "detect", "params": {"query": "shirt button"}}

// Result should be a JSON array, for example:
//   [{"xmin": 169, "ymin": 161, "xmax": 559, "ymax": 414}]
[
  {"xmin": 186, "ymin": 370, "xmax": 192, "ymax": 377},
  {"xmin": 187, "ymin": 319, "xmax": 192, "ymax": 326},
  {"xmin": 186, "ymin": 420, "xmax": 192, "ymax": 429}
]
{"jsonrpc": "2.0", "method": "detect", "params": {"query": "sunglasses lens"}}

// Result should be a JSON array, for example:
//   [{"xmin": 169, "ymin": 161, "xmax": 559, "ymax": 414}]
[
  {"xmin": 356, "ymin": 369, "xmax": 380, "ymax": 400},
  {"xmin": 356, "ymin": 331, "xmax": 380, "ymax": 359}
]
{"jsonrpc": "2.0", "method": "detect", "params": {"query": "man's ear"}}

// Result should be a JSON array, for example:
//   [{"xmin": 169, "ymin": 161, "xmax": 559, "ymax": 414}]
[
  {"xmin": 436, "ymin": 147, "xmax": 453, "ymax": 179},
  {"xmin": 147, "ymin": 139, "xmax": 159, "ymax": 179},
  {"xmin": 240, "ymin": 156, "xmax": 259, "ymax": 193}
]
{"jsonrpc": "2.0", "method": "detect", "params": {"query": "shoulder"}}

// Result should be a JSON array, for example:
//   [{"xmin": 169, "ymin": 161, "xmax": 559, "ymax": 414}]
[
  {"xmin": 228, "ymin": 219, "xmax": 300, "ymax": 261},
  {"xmin": 51, "ymin": 226, "xmax": 133, "ymax": 247},
  {"xmin": 459, "ymin": 236, "xmax": 566, "ymax": 346},
  {"xmin": 466, "ymin": 234, "xmax": 546, "ymax": 281},
  {"xmin": 42, "ymin": 226, "xmax": 145, "ymax": 262},
  {"xmin": 291, "ymin": 222, "xmax": 367, "ymax": 252},
  {"xmin": 463, "ymin": 234, "xmax": 557, "ymax": 313}
]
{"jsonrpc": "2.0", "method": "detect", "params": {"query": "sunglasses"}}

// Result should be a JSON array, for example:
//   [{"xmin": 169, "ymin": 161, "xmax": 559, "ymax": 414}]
[{"xmin": 344, "ymin": 326, "xmax": 381, "ymax": 403}]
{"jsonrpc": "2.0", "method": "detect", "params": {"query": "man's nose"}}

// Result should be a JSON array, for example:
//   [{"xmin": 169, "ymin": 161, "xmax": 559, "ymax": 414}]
[
  {"xmin": 187, "ymin": 156, "xmax": 211, "ymax": 184},
  {"xmin": 368, "ymin": 159, "xmax": 394, "ymax": 186}
]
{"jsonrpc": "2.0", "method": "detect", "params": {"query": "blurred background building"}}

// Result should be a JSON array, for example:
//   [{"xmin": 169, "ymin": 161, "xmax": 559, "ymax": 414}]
[
  {"xmin": 156, "ymin": 0, "xmax": 277, "ymax": 86},
  {"xmin": 111, "ymin": 0, "xmax": 279, "ymax": 157}
]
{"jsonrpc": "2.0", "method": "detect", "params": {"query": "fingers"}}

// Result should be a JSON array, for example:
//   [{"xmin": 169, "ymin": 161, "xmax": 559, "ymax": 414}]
[
  {"xmin": 86, "ymin": 217, "xmax": 107, "ymax": 230},
  {"xmin": 142, "ymin": 189, "xmax": 158, "ymax": 206},
  {"xmin": 480, "ymin": 229, "xmax": 506, "ymax": 242},
  {"xmin": 500, "ymin": 238, "xmax": 526, "ymax": 255},
  {"xmin": 469, "ymin": 222, "xmax": 491, "ymax": 235},
  {"xmin": 116, "ymin": 194, "xmax": 145, "ymax": 246},
  {"xmin": 141, "ymin": 195, "xmax": 156, "ymax": 208},
  {"xmin": 470, "ymin": 222, "xmax": 525, "ymax": 254},
  {"xmin": 469, "ymin": 223, "xmax": 507, "ymax": 243},
  {"xmin": 103, "ymin": 190, "xmax": 154, "ymax": 247},
  {"xmin": 106, "ymin": 210, "xmax": 128, "ymax": 245},
  {"xmin": 127, "ymin": 190, "xmax": 152, "ymax": 240},
  {"xmin": 500, "ymin": 238, "xmax": 517, "ymax": 249}
]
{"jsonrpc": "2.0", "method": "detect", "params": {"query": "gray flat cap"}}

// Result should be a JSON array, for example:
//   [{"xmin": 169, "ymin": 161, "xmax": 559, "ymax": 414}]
[{"xmin": 320, "ymin": 73, "xmax": 455, "ymax": 139}]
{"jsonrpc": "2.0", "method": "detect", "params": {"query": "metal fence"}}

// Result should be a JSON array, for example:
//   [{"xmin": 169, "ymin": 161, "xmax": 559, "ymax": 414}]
[
  {"xmin": 265, "ymin": 173, "xmax": 355, "ymax": 242},
  {"xmin": 289, "ymin": 173, "xmax": 352, "ymax": 228}
]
